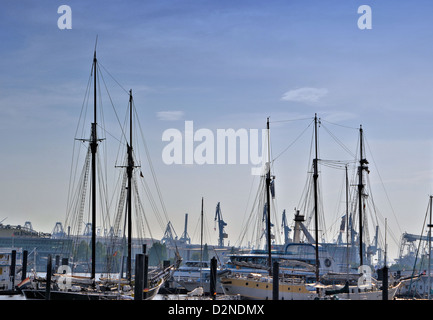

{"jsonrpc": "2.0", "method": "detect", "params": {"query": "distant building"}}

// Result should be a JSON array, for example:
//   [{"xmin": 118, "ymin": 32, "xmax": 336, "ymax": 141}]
[{"xmin": 0, "ymin": 223, "xmax": 72, "ymax": 272}]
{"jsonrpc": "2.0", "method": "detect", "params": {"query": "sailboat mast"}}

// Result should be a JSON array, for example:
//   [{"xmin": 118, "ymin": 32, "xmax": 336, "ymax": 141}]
[
  {"xmin": 428, "ymin": 195, "xmax": 432, "ymax": 299},
  {"xmin": 126, "ymin": 90, "xmax": 134, "ymax": 281},
  {"xmin": 345, "ymin": 165, "xmax": 350, "ymax": 276},
  {"xmin": 200, "ymin": 197, "xmax": 204, "ymax": 286},
  {"xmin": 357, "ymin": 125, "xmax": 367, "ymax": 267},
  {"xmin": 313, "ymin": 114, "xmax": 320, "ymax": 282},
  {"xmin": 265, "ymin": 118, "xmax": 272, "ymax": 276},
  {"xmin": 90, "ymin": 51, "xmax": 98, "ymax": 283}
]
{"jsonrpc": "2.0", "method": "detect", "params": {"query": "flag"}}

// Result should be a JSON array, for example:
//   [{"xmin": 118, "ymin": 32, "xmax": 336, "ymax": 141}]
[{"xmin": 17, "ymin": 277, "xmax": 31, "ymax": 289}]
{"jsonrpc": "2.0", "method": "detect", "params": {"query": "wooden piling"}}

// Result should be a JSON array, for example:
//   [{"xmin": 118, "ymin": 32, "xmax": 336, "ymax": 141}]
[
  {"xmin": 46, "ymin": 254, "xmax": 52, "ymax": 300},
  {"xmin": 10, "ymin": 250, "xmax": 16, "ymax": 291},
  {"xmin": 382, "ymin": 266, "xmax": 388, "ymax": 300},
  {"xmin": 134, "ymin": 254, "xmax": 144, "ymax": 300},
  {"xmin": 143, "ymin": 255, "xmax": 149, "ymax": 299},
  {"xmin": 272, "ymin": 261, "xmax": 279, "ymax": 300},
  {"xmin": 210, "ymin": 257, "xmax": 217, "ymax": 299},
  {"xmin": 22, "ymin": 250, "xmax": 28, "ymax": 281}
]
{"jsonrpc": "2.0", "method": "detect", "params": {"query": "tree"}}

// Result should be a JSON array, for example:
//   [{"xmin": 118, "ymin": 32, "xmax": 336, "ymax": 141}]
[{"xmin": 148, "ymin": 242, "xmax": 167, "ymax": 266}]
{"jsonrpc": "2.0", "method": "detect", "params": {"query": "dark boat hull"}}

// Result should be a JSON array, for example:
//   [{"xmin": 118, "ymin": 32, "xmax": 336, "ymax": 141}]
[{"xmin": 22, "ymin": 289, "xmax": 119, "ymax": 300}]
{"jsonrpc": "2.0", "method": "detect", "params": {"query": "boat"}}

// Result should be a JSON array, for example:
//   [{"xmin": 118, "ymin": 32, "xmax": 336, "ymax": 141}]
[
  {"xmin": 0, "ymin": 248, "xmax": 26, "ymax": 296},
  {"xmin": 221, "ymin": 272, "xmax": 320, "ymax": 300},
  {"xmin": 173, "ymin": 260, "xmax": 229, "ymax": 294},
  {"xmin": 395, "ymin": 196, "xmax": 433, "ymax": 299},
  {"xmin": 23, "ymin": 46, "xmax": 180, "ymax": 300},
  {"xmin": 221, "ymin": 118, "xmax": 321, "ymax": 299},
  {"xmin": 221, "ymin": 115, "xmax": 401, "ymax": 300}
]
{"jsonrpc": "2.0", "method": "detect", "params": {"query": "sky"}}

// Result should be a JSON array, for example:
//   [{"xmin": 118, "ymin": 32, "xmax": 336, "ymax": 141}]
[{"xmin": 0, "ymin": 0, "xmax": 433, "ymax": 262}]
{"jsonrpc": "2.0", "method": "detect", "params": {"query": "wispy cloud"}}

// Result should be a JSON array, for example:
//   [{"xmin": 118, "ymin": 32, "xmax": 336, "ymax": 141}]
[
  {"xmin": 156, "ymin": 111, "xmax": 184, "ymax": 121},
  {"xmin": 281, "ymin": 87, "xmax": 328, "ymax": 104}
]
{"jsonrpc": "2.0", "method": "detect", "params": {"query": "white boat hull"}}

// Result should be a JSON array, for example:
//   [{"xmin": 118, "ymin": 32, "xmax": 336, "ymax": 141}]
[
  {"xmin": 220, "ymin": 276, "xmax": 319, "ymax": 300},
  {"xmin": 335, "ymin": 284, "xmax": 400, "ymax": 300},
  {"xmin": 221, "ymin": 274, "xmax": 401, "ymax": 300}
]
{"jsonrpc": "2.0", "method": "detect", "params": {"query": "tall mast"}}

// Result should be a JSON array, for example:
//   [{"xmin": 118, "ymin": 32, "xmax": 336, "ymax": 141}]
[
  {"xmin": 345, "ymin": 164, "xmax": 350, "ymax": 276},
  {"xmin": 126, "ymin": 90, "xmax": 134, "ymax": 281},
  {"xmin": 313, "ymin": 113, "xmax": 320, "ymax": 282},
  {"xmin": 428, "ymin": 195, "xmax": 432, "ymax": 299},
  {"xmin": 357, "ymin": 125, "xmax": 368, "ymax": 266},
  {"xmin": 200, "ymin": 197, "xmax": 204, "ymax": 287},
  {"xmin": 265, "ymin": 117, "xmax": 273, "ymax": 276},
  {"xmin": 90, "ymin": 51, "xmax": 98, "ymax": 283}
]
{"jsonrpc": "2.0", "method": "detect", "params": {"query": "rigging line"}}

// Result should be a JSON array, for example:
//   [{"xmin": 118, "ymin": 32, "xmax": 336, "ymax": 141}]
[
  {"xmin": 408, "ymin": 201, "xmax": 430, "ymax": 293},
  {"xmin": 272, "ymin": 119, "xmax": 314, "ymax": 162},
  {"xmin": 67, "ymin": 67, "xmax": 93, "ymax": 219},
  {"xmin": 320, "ymin": 123, "xmax": 357, "ymax": 158},
  {"xmin": 97, "ymin": 153, "xmax": 112, "ymax": 230},
  {"xmin": 364, "ymin": 135, "xmax": 403, "ymax": 236},
  {"xmin": 98, "ymin": 63, "xmax": 129, "ymax": 144},
  {"xmin": 269, "ymin": 117, "xmax": 312, "ymax": 123},
  {"xmin": 237, "ymin": 176, "xmax": 265, "ymax": 247},
  {"xmin": 365, "ymin": 173, "xmax": 400, "ymax": 247},
  {"xmin": 134, "ymin": 102, "xmax": 171, "ymax": 225},
  {"xmin": 319, "ymin": 159, "xmax": 357, "ymax": 170},
  {"xmin": 320, "ymin": 118, "xmax": 359, "ymax": 130},
  {"xmin": 236, "ymin": 175, "xmax": 257, "ymax": 245},
  {"xmin": 98, "ymin": 61, "xmax": 129, "ymax": 95},
  {"xmin": 236, "ymin": 174, "xmax": 261, "ymax": 247},
  {"xmin": 133, "ymin": 177, "xmax": 154, "ymax": 239}
]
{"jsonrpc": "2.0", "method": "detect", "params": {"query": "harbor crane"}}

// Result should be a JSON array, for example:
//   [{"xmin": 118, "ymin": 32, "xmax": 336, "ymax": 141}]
[
  {"xmin": 214, "ymin": 202, "xmax": 228, "ymax": 247},
  {"xmin": 179, "ymin": 213, "xmax": 191, "ymax": 244},
  {"xmin": 281, "ymin": 209, "xmax": 292, "ymax": 246},
  {"xmin": 161, "ymin": 221, "xmax": 178, "ymax": 246}
]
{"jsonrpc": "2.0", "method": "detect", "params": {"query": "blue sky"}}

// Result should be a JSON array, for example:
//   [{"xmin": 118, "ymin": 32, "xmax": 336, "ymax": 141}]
[{"xmin": 0, "ymin": 1, "xmax": 432, "ymax": 261}]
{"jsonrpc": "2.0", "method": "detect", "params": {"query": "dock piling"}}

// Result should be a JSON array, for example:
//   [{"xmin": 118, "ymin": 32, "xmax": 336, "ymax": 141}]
[
  {"xmin": 22, "ymin": 250, "xmax": 28, "ymax": 281},
  {"xmin": 272, "ymin": 261, "xmax": 279, "ymax": 300},
  {"xmin": 134, "ymin": 253, "xmax": 144, "ymax": 300},
  {"xmin": 10, "ymin": 250, "xmax": 16, "ymax": 291},
  {"xmin": 46, "ymin": 254, "xmax": 52, "ymax": 300}
]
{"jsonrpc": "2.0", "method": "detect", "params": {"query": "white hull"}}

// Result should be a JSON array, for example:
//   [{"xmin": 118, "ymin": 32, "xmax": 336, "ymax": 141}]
[
  {"xmin": 334, "ymin": 284, "xmax": 400, "ymax": 300},
  {"xmin": 176, "ymin": 279, "xmax": 225, "ymax": 294},
  {"xmin": 221, "ymin": 275, "xmax": 319, "ymax": 300},
  {"xmin": 221, "ymin": 274, "xmax": 401, "ymax": 300}
]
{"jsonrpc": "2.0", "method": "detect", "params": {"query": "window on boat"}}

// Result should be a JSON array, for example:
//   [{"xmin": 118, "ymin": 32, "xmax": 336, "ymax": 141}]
[{"xmin": 285, "ymin": 244, "xmax": 315, "ymax": 256}]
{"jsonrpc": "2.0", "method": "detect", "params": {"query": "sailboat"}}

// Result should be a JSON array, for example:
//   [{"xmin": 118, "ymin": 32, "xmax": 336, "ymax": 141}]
[
  {"xmin": 221, "ymin": 115, "xmax": 401, "ymax": 300},
  {"xmin": 23, "ymin": 48, "xmax": 180, "ymax": 300},
  {"xmin": 174, "ymin": 201, "xmax": 229, "ymax": 295},
  {"xmin": 221, "ymin": 117, "xmax": 323, "ymax": 300},
  {"xmin": 322, "ymin": 124, "xmax": 401, "ymax": 300}
]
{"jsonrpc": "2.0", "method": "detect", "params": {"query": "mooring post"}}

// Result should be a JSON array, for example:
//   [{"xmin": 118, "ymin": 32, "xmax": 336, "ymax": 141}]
[
  {"xmin": 10, "ymin": 250, "xmax": 16, "ymax": 291},
  {"xmin": 22, "ymin": 250, "xmax": 28, "ymax": 281},
  {"xmin": 273, "ymin": 261, "xmax": 279, "ymax": 300},
  {"xmin": 143, "ymin": 255, "xmax": 149, "ymax": 299},
  {"xmin": 46, "ymin": 254, "xmax": 52, "ymax": 300},
  {"xmin": 382, "ymin": 266, "xmax": 388, "ymax": 300},
  {"xmin": 134, "ymin": 254, "xmax": 144, "ymax": 300},
  {"xmin": 210, "ymin": 257, "xmax": 217, "ymax": 299}
]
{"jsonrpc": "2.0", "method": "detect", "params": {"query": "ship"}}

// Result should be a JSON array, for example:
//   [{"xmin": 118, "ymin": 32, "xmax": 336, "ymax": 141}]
[
  {"xmin": 22, "ymin": 45, "xmax": 180, "ymax": 300},
  {"xmin": 220, "ymin": 115, "xmax": 401, "ymax": 300}
]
